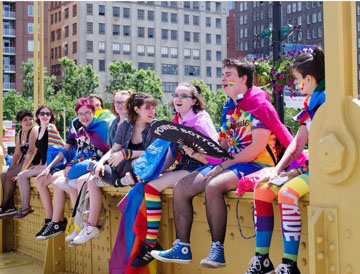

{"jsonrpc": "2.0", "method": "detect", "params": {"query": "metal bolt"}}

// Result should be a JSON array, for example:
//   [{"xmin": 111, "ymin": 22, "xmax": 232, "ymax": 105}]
[
  {"xmin": 301, "ymin": 242, "xmax": 307, "ymax": 250},
  {"xmin": 330, "ymin": 264, "xmax": 336, "ymax": 272},
  {"xmin": 329, "ymin": 243, "xmax": 336, "ymax": 251},
  {"xmin": 317, "ymin": 252, "xmax": 324, "ymax": 261},
  {"xmin": 316, "ymin": 236, "xmax": 324, "ymax": 244},
  {"xmin": 345, "ymin": 265, "xmax": 353, "ymax": 273},
  {"xmin": 301, "ymin": 258, "xmax": 307, "ymax": 266},
  {"xmin": 327, "ymin": 214, "xmax": 334, "ymax": 222},
  {"xmin": 345, "ymin": 229, "xmax": 352, "ymax": 238}
]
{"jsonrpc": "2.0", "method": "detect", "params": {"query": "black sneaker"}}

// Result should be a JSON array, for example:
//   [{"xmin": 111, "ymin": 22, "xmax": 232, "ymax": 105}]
[
  {"xmin": 0, "ymin": 207, "xmax": 17, "ymax": 217},
  {"xmin": 37, "ymin": 218, "xmax": 68, "ymax": 240},
  {"xmin": 131, "ymin": 242, "xmax": 162, "ymax": 268},
  {"xmin": 245, "ymin": 253, "xmax": 275, "ymax": 274},
  {"xmin": 275, "ymin": 259, "xmax": 301, "ymax": 274},
  {"xmin": 35, "ymin": 219, "xmax": 52, "ymax": 239}
]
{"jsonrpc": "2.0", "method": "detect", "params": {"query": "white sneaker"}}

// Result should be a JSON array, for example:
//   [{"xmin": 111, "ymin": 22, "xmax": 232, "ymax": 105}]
[
  {"xmin": 65, "ymin": 229, "xmax": 79, "ymax": 242},
  {"xmin": 72, "ymin": 225, "xmax": 100, "ymax": 245}
]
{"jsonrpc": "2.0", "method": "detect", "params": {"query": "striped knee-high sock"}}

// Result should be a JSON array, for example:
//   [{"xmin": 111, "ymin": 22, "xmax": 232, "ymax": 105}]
[
  {"xmin": 255, "ymin": 199, "xmax": 274, "ymax": 255},
  {"xmin": 144, "ymin": 184, "xmax": 162, "ymax": 247}
]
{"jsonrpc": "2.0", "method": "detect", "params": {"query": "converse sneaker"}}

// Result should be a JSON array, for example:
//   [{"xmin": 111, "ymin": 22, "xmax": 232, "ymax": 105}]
[
  {"xmin": 65, "ymin": 229, "xmax": 79, "ymax": 242},
  {"xmin": 150, "ymin": 239, "xmax": 192, "ymax": 264},
  {"xmin": 245, "ymin": 254, "xmax": 275, "ymax": 274},
  {"xmin": 0, "ymin": 207, "xmax": 17, "ymax": 217},
  {"xmin": 275, "ymin": 259, "xmax": 300, "ymax": 274},
  {"xmin": 37, "ymin": 218, "xmax": 68, "ymax": 240},
  {"xmin": 200, "ymin": 241, "xmax": 226, "ymax": 268},
  {"xmin": 131, "ymin": 242, "xmax": 162, "ymax": 268},
  {"xmin": 71, "ymin": 224, "xmax": 100, "ymax": 245},
  {"xmin": 35, "ymin": 219, "xmax": 52, "ymax": 239}
]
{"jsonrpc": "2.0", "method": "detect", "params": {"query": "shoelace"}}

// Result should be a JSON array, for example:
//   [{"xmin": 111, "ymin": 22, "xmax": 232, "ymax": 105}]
[
  {"xmin": 42, "ymin": 222, "xmax": 54, "ymax": 235},
  {"xmin": 275, "ymin": 263, "xmax": 291, "ymax": 274},
  {"xmin": 245, "ymin": 256, "xmax": 261, "ymax": 274},
  {"xmin": 208, "ymin": 242, "xmax": 223, "ymax": 260},
  {"xmin": 162, "ymin": 239, "xmax": 181, "ymax": 255}
]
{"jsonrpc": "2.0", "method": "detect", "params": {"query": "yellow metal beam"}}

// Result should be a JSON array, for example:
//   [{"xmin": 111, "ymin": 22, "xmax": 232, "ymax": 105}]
[
  {"xmin": 33, "ymin": 1, "xmax": 39, "ymax": 112},
  {"xmin": 40, "ymin": 1, "xmax": 44, "ymax": 105}
]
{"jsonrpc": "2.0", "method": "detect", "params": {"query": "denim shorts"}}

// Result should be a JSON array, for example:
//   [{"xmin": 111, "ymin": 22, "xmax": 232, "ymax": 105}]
[{"xmin": 197, "ymin": 162, "xmax": 263, "ymax": 179}]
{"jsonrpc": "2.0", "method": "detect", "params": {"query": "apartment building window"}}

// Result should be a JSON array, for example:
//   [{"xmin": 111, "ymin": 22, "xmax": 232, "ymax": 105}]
[
  {"xmin": 193, "ymin": 15, "xmax": 199, "ymax": 26},
  {"xmin": 28, "ymin": 23, "xmax": 34, "ymax": 34},
  {"xmin": 56, "ymin": 29, "xmax": 61, "ymax": 40},
  {"xmin": 64, "ymin": 26, "xmax": 69, "ymax": 37},
  {"xmin": 297, "ymin": 2, "xmax": 302, "ymax": 11},
  {"xmin": 137, "ymin": 45, "xmax": 145, "ymax": 56},
  {"xmin": 244, "ymin": 14, "xmax": 247, "ymax": 24},
  {"xmin": 298, "ymin": 16, "xmax": 302, "ymax": 25},
  {"xmin": 206, "ymin": 67, "xmax": 212, "ymax": 77},
  {"xmin": 123, "ymin": 8, "xmax": 130, "ymax": 18},
  {"xmin": 51, "ymin": 14, "xmax": 53, "ymax": 24},
  {"xmin": 171, "ymin": 13, "xmax": 177, "ymax": 23},
  {"xmin": 193, "ymin": 49, "xmax": 200, "ymax": 59},
  {"xmin": 148, "ymin": 28, "xmax": 154, "ymax": 38},
  {"xmin": 99, "ymin": 60, "xmax": 105, "ymax": 72},
  {"xmin": 99, "ymin": 23, "xmax": 105, "ymax": 34},
  {"xmin": 161, "ymin": 46, "xmax": 169, "ymax": 57},
  {"xmin": 185, "ymin": 65, "xmax": 200, "ymax": 76},
  {"xmin": 193, "ymin": 32, "xmax": 200, "ymax": 42},
  {"xmin": 86, "ymin": 41, "xmax": 93, "ymax": 52},
  {"xmin": 138, "ymin": 9, "xmax": 145, "ymax": 20},
  {"xmin": 206, "ymin": 17, "xmax": 211, "ymax": 27},
  {"xmin": 73, "ymin": 23, "xmax": 77, "ymax": 35},
  {"xmin": 113, "ymin": 7, "xmax": 120, "ymax": 17},
  {"xmin": 298, "ymin": 31, "xmax": 302, "ymax": 41},
  {"xmin": 162, "ymin": 64, "xmax": 178, "ymax": 75},
  {"xmin": 147, "ymin": 45, "xmax": 155, "ymax": 56},
  {"xmin": 184, "ymin": 31, "xmax": 191, "ymax": 41},
  {"xmin": 87, "ymin": 4, "xmax": 93, "ymax": 15},
  {"xmin": 87, "ymin": 22, "xmax": 93, "ymax": 34},
  {"xmin": 51, "ymin": 48, "xmax": 54, "ymax": 59},
  {"xmin": 206, "ymin": 2, "xmax": 211, "ymax": 11},
  {"xmin": 64, "ymin": 44, "xmax": 68, "ymax": 55},
  {"xmin": 139, "ymin": 63, "xmax": 154, "ymax": 70},
  {"xmin": 193, "ymin": 1, "xmax": 200, "ymax": 9},
  {"xmin": 307, "ymin": 14, "xmax": 311, "ymax": 24},
  {"xmin": 113, "ymin": 43, "xmax": 121, "ymax": 54},
  {"xmin": 170, "ymin": 47, "xmax": 178, "ymax": 58},
  {"xmin": 244, "ymin": 28, "xmax": 248, "ymax": 37},
  {"xmin": 64, "ymin": 8, "xmax": 69, "ymax": 18},
  {"xmin": 216, "ymin": 67, "xmax": 222, "ymax": 78},
  {"xmin": 306, "ymin": 2, "xmax": 311, "ymax": 9},
  {"xmin": 98, "ymin": 41, "xmax": 105, "ymax": 53},
  {"xmin": 122, "ymin": 44, "xmax": 130, "ymax": 54},
  {"xmin": 216, "ymin": 51, "xmax": 221, "ymax": 61},
  {"xmin": 161, "ymin": 1, "xmax": 168, "ymax": 7},
  {"xmin": 112, "ymin": 24, "xmax": 120, "ymax": 35},
  {"xmin": 28, "ymin": 5, "xmax": 34, "ymax": 17},
  {"xmin": 171, "ymin": 30, "xmax": 177, "ymax": 40},
  {"xmin": 312, "ymin": 13, "xmax": 317, "ymax": 23},
  {"xmin": 87, "ymin": 59, "xmax": 93, "ymax": 66},
  {"xmin": 28, "ymin": 40, "xmax": 34, "ymax": 52},
  {"xmin": 268, "ymin": 8, "xmax": 273, "ymax": 18},
  {"xmin": 292, "ymin": 3, "xmax": 297, "ymax": 13},
  {"xmin": 216, "ymin": 34, "xmax": 221, "ymax": 45},
  {"xmin": 216, "ymin": 18, "xmax": 221, "ymax": 28},
  {"xmin": 99, "ymin": 5, "xmax": 105, "ymax": 16},
  {"xmin": 138, "ymin": 27, "xmax": 145, "ymax": 38},
  {"xmin": 318, "ymin": 12, "xmax": 322, "ymax": 22},
  {"xmin": 184, "ymin": 1, "xmax": 191, "ymax": 9},
  {"xmin": 162, "ymin": 29, "xmax": 168, "ymax": 40},
  {"xmin": 215, "ymin": 2, "xmax": 221, "ymax": 12},
  {"xmin": 184, "ymin": 14, "xmax": 189, "ymax": 24},
  {"xmin": 170, "ymin": 2, "xmax": 177, "ymax": 7},
  {"xmin": 55, "ymin": 13, "xmax": 58, "ymax": 23},
  {"xmin": 307, "ymin": 29, "xmax": 311, "ymax": 40},
  {"xmin": 312, "ymin": 1, "xmax": 317, "ymax": 8},
  {"xmin": 72, "ymin": 41, "xmax": 77, "ymax": 53},
  {"xmin": 318, "ymin": 28, "xmax": 322, "ymax": 38},
  {"xmin": 206, "ymin": 50, "xmax": 211, "ymax": 61},
  {"xmin": 72, "ymin": 4, "xmax": 77, "ymax": 17},
  {"xmin": 148, "ymin": 10, "xmax": 154, "ymax": 21},
  {"xmin": 184, "ymin": 48, "xmax": 191, "ymax": 59},
  {"xmin": 124, "ymin": 26, "xmax": 130, "ymax": 36},
  {"xmin": 162, "ymin": 12, "xmax": 168, "ymax": 22},
  {"xmin": 206, "ymin": 34, "xmax": 211, "ymax": 44},
  {"xmin": 163, "ymin": 82, "xmax": 177, "ymax": 93},
  {"xmin": 312, "ymin": 28, "xmax": 317, "ymax": 39}
]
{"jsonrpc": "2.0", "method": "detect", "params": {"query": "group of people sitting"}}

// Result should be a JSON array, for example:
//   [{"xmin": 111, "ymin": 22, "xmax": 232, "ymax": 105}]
[{"xmin": 0, "ymin": 49, "xmax": 325, "ymax": 274}]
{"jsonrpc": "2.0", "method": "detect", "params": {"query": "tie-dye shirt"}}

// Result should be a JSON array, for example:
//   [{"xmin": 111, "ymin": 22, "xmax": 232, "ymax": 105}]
[{"xmin": 219, "ymin": 107, "xmax": 277, "ymax": 167}]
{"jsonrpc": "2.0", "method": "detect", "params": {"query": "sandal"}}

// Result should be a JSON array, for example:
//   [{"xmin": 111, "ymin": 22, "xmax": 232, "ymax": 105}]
[{"xmin": 13, "ymin": 207, "xmax": 34, "ymax": 219}]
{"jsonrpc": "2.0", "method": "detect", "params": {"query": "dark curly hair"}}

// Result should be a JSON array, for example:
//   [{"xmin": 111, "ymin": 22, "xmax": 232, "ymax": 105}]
[
  {"xmin": 126, "ymin": 92, "xmax": 157, "ymax": 123},
  {"xmin": 16, "ymin": 109, "xmax": 33, "ymax": 123},
  {"xmin": 222, "ymin": 58, "xmax": 256, "ymax": 88},
  {"xmin": 35, "ymin": 105, "xmax": 56, "ymax": 125}
]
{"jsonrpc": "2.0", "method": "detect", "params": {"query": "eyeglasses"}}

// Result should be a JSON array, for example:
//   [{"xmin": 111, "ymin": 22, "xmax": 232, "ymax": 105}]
[
  {"xmin": 114, "ymin": 100, "xmax": 126, "ymax": 106},
  {"xmin": 172, "ymin": 94, "xmax": 194, "ymax": 99},
  {"xmin": 77, "ymin": 111, "xmax": 93, "ymax": 117},
  {"xmin": 39, "ymin": 112, "xmax": 51, "ymax": 117}
]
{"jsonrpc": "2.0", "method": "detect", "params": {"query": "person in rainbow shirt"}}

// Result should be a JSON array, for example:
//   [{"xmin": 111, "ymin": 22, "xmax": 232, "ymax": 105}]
[
  {"xmin": 151, "ymin": 59, "xmax": 305, "ymax": 268},
  {"xmin": 89, "ymin": 94, "xmax": 116, "ymax": 126}
]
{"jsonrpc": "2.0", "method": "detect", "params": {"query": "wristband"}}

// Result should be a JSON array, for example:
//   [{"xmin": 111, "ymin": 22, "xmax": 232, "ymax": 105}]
[{"xmin": 218, "ymin": 164, "xmax": 224, "ymax": 171}]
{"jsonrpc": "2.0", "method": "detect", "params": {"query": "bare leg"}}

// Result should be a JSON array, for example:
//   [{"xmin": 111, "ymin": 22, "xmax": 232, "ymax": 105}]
[
  {"xmin": 68, "ymin": 186, "xmax": 78, "ymax": 209},
  {"xmin": 87, "ymin": 180, "xmax": 103, "ymax": 226},
  {"xmin": 148, "ymin": 170, "xmax": 190, "ymax": 192},
  {"xmin": 52, "ymin": 184, "xmax": 66, "ymax": 222}
]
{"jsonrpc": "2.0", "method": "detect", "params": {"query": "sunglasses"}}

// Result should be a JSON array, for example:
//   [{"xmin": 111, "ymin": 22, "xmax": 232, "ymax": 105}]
[{"xmin": 39, "ymin": 112, "xmax": 51, "ymax": 117}]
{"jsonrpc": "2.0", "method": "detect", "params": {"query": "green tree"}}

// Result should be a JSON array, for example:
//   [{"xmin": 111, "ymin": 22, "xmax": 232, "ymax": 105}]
[
  {"xmin": 21, "ymin": 60, "xmax": 57, "ymax": 99},
  {"xmin": 106, "ymin": 61, "xmax": 163, "ymax": 101},
  {"xmin": 59, "ymin": 57, "xmax": 100, "ymax": 100}
]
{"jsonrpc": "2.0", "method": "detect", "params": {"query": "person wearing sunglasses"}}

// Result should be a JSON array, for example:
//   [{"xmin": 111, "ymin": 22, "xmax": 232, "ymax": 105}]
[
  {"xmin": 0, "ymin": 109, "xmax": 40, "ymax": 217},
  {"xmin": 12, "ymin": 105, "xmax": 65, "ymax": 219}
]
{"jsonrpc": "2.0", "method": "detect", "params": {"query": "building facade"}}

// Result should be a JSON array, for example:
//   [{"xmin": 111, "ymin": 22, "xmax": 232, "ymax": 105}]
[
  {"xmin": 49, "ymin": 1, "xmax": 227, "ymax": 101},
  {"xmin": 231, "ymin": 1, "xmax": 324, "ymax": 58},
  {"xmin": 2, "ymin": 1, "xmax": 49, "ymax": 94}
]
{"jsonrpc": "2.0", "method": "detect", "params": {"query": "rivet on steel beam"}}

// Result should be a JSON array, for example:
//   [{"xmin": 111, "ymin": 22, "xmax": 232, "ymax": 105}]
[
  {"xmin": 327, "ymin": 214, "xmax": 334, "ymax": 222},
  {"xmin": 345, "ymin": 265, "xmax": 353, "ymax": 273},
  {"xmin": 301, "ymin": 258, "xmax": 307, "ymax": 266},
  {"xmin": 329, "ymin": 243, "xmax": 336, "ymax": 251},
  {"xmin": 330, "ymin": 264, "xmax": 336, "ymax": 272},
  {"xmin": 301, "ymin": 242, "xmax": 306, "ymax": 250},
  {"xmin": 316, "ymin": 236, "xmax": 324, "ymax": 244},
  {"xmin": 345, "ymin": 229, "xmax": 352, "ymax": 238},
  {"xmin": 317, "ymin": 252, "xmax": 324, "ymax": 261}
]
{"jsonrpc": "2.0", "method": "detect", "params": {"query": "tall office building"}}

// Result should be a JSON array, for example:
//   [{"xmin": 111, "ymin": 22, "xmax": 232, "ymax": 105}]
[
  {"xmin": 229, "ymin": 1, "xmax": 324, "ymax": 58},
  {"xmin": 49, "ymin": 1, "xmax": 227, "ymax": 101},
  {"xmin": 2, "ymin": 1, "xmax": 49, "ymax": 94}
]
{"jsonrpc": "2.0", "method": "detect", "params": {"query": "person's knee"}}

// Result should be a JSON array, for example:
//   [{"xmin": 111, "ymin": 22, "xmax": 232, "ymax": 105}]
[
  {"xmin": 278, "ymin": 186, "xmax": 298, "ymax": 206},
  {"xmin": 205, "ymin": 180, "xmax": 223, "ymax": 197}
]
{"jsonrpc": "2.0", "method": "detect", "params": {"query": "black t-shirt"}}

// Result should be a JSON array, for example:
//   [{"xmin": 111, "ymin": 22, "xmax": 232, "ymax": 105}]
[{"xmin": 35, "ymin": 127, "xmax": 48, "ymax": 165}]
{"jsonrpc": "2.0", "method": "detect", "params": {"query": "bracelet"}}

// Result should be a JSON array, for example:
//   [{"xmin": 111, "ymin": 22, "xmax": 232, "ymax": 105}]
[
  {"xmin": 218, "ymin": 164, "xmax": 224, "ymax": 170},
  {"xmin": 121, "ymin": 149, "xmax": 133, "ymax": 160},
  {"xmin": 296, "ymin": 168, "xmax": 303, "ymax": 175}
]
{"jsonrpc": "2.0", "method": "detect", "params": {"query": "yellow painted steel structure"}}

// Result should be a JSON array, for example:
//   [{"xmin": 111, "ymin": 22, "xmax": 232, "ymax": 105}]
[{"xmin": 1, "ymin": 1, "xmax": 360, "ymax": 274}]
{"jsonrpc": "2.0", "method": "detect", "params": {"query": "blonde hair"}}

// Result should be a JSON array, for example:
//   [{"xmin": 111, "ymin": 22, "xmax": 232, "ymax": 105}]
[{"xmin": 110, "ymin": 90, "xmax": 133, "ymax": 116}]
